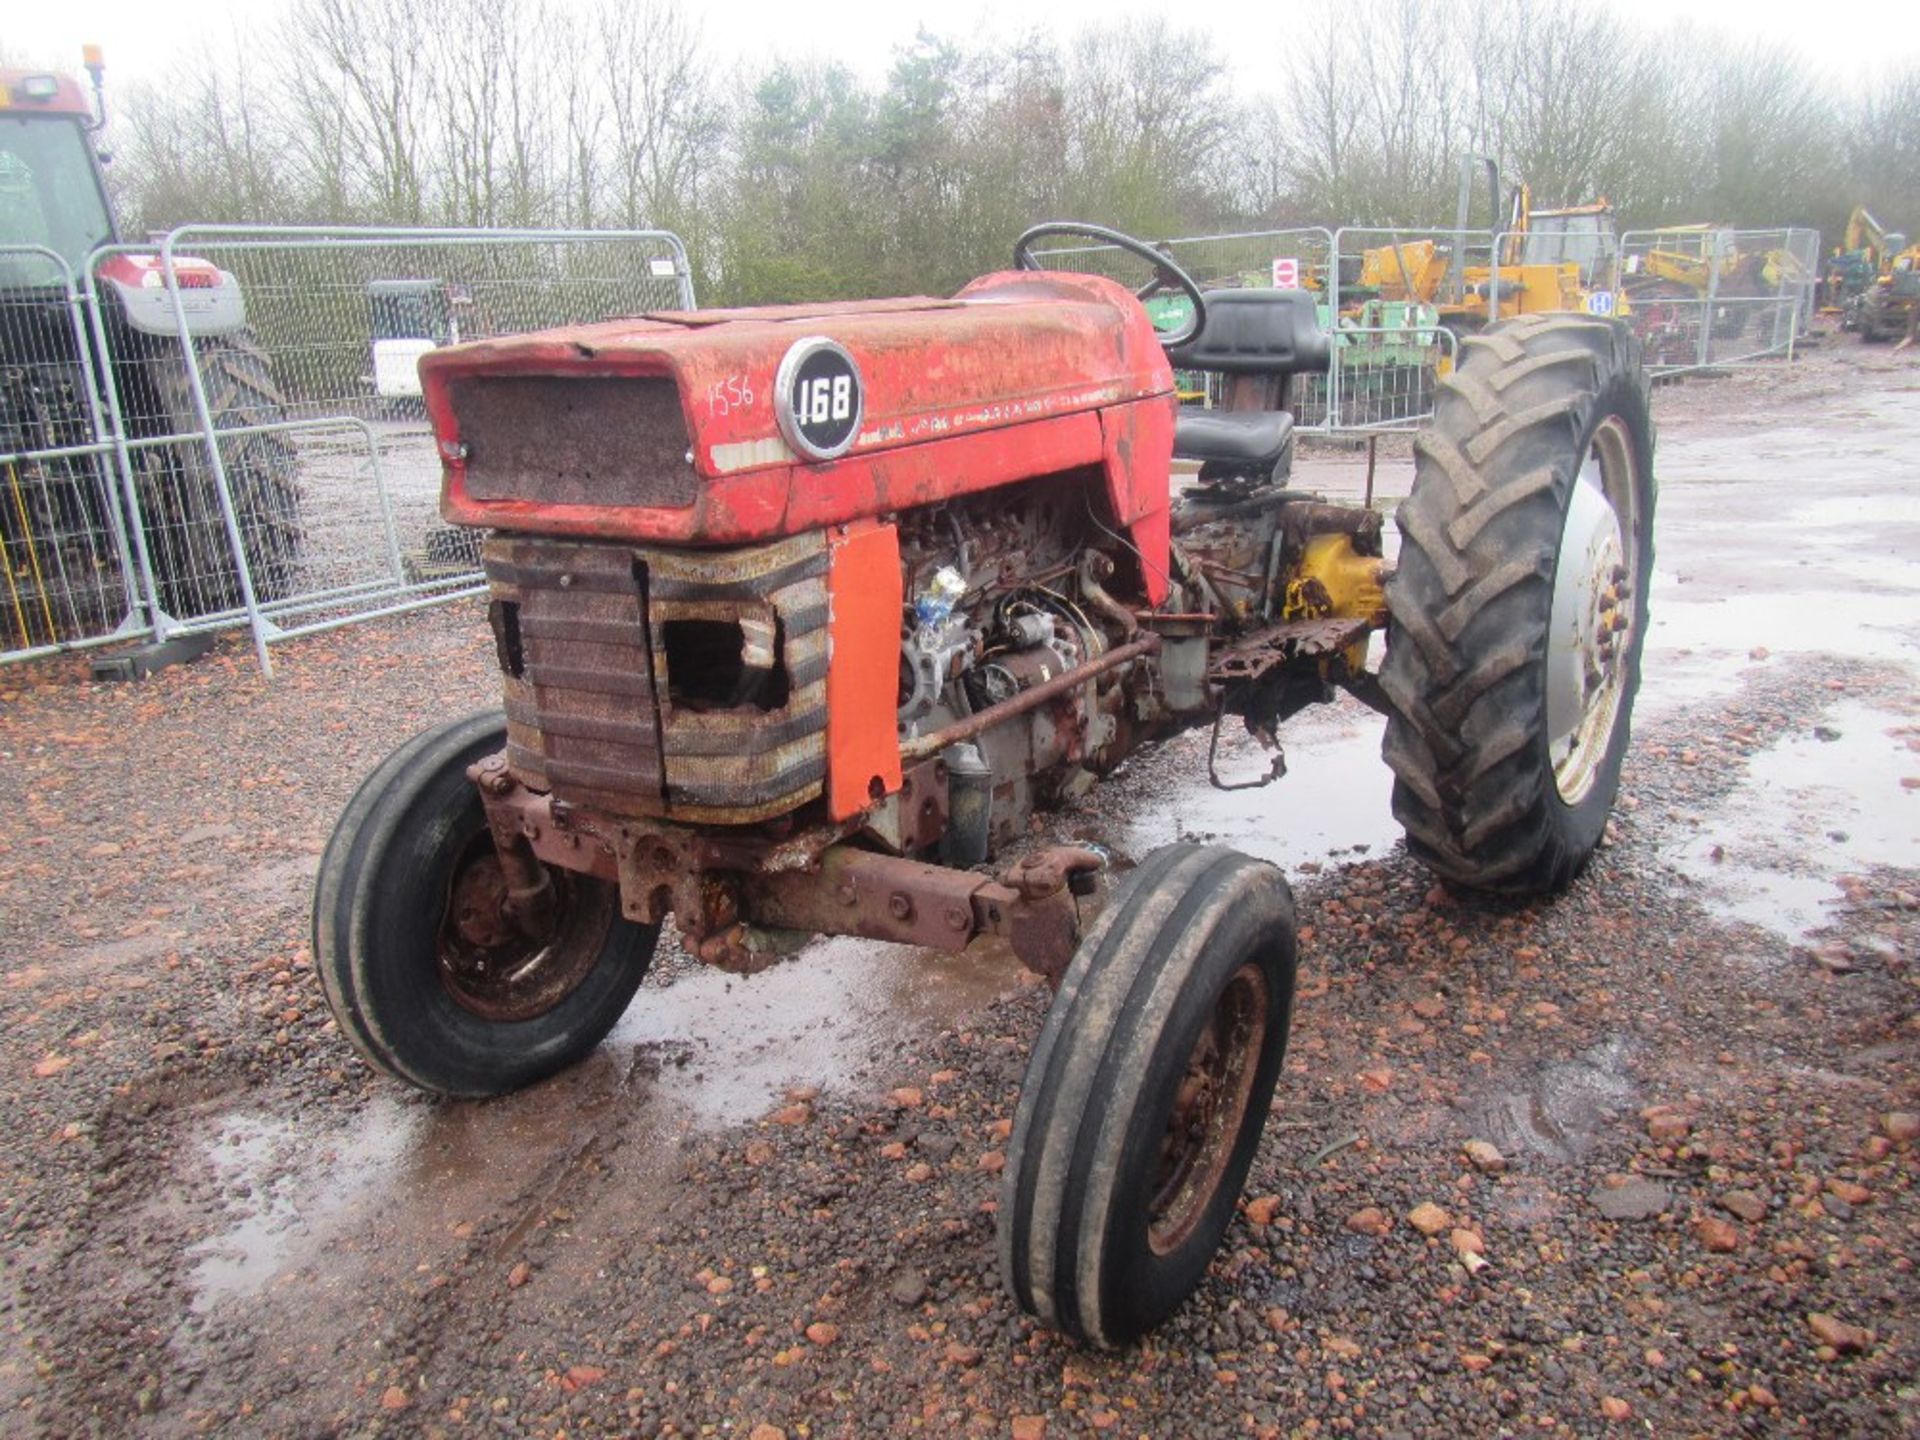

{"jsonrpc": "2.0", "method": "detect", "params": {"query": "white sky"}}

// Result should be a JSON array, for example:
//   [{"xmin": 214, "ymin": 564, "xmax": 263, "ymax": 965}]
[{"xmin": 6, "ymin": 0, "xmax": 1914, "ymax": 96}]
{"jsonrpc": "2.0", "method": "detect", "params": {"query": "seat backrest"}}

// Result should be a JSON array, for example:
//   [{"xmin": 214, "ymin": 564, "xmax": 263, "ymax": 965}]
[{"xmin": 1162, "ymin": 288, "xmax": 1330, "ymax": 377}]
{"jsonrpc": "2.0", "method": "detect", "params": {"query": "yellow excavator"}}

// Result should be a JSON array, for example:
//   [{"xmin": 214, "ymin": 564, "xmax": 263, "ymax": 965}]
[
  {"xmin": 1825, "ymin": 207, "xmax": 1896, "ymax": 311},
  {"xmin": 1348, "ymin": 161, "xmax": 1623, "ymax": 333},
  {"xmin": 1831, "ymin": 207, "xmax": 1920, "ymax": 344}
]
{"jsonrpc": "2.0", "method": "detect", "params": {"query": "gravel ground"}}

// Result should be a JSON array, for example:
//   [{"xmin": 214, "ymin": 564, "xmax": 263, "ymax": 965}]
[{"xmin": 1, "ymin": 330, "xmax": 1916, "ymax": 1439}]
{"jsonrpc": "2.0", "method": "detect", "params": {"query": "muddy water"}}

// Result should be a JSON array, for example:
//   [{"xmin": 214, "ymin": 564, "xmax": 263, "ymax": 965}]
[
  {"xmin": 1633, "ymin": 389, "xmax": 1920, "ymax": 712},
  {"xmin": 1077, "ymin": 699, "xmax": 1401, "ymax": 872},
  {"xmin": 178, "ymin": 935, "xmax": 1024, "ymax": 1319},
  {"xmin": 187, "ymin": 1102, "xmax": 425, "ymax": 1311},
  {"xmin": 609, "ymin": 934, "xmax": 1023, "ymax": 1125},
  {"xmin": 1672, "ymin": 698, "xmax": 1920, "ymax": 939}
]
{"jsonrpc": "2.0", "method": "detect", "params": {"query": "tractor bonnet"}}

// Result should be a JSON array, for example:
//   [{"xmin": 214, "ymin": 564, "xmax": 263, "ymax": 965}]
[{"xmin": 422, "ymin": 270, "xmax": 1177, "ymax": 552}]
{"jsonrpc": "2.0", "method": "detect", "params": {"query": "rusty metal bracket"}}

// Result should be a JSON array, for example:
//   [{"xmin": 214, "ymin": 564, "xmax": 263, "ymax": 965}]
[{"xmin": 745, "ymin": 843, "xmax": 1103, "ymax": 985}]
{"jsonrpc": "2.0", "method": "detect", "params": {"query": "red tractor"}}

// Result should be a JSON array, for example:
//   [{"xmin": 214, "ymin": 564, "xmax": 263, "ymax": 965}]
[{"xmin": 315, "ymin": 223, "xmax": 1655, "ymax": 1344}]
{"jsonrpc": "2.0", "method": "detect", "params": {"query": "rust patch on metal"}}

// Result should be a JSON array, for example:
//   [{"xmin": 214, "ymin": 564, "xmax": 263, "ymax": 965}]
[
  {"xmin": 482, "ymin": 532, "xmax": 830, "ymax": 824},
  {"xmin": 1208, "ymin": 616, "xmax": 1372, "ymax": 685},
  {"xmin": 453, "ymin": 375, "xmax": 699, "ymax": 510}
]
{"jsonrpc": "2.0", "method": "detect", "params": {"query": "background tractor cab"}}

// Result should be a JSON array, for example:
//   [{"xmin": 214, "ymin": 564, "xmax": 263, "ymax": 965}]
[
  {"xmin": 0, "ymin": 62, "xmax": 113, "ymax": 286},
  {"xmin": 1517, "ymin": 197, "xmax": 1620, "ymax": 291},
  {"xmin": 366, "ymin": 278, "xmax": 469, "ymax": 405}
]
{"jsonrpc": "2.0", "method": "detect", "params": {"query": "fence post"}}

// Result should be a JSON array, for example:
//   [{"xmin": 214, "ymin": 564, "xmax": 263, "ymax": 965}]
[
  {"xmin": 1328, "ymin": 228, "xmax": 1344, "ymax": 431},
  {"xmin": 159, "ymin": 229, "xmax": 276, "ymax": 677},
  {"xmin": 80, "ymin": 250, "xmax": 172, "ymax": 645},
  {"xmin": 1698, "ymin": 231, "xmax": 1721, "ymax": 370},
  {"xmin": 54, "ymin": 261, "xmax": 146, "ymax": 634}
]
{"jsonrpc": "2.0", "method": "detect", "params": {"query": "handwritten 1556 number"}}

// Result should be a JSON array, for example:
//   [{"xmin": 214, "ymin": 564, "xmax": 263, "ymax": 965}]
[{"xmin": 706, "ymin": 374, "xmax": 753, "ymax": 417}]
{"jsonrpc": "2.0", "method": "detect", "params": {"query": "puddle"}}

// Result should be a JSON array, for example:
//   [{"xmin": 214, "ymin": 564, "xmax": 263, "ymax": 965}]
[
  {"xmin": 1788, "ymin": 495, "xmax": 1920, "ymax": 529},
  {"xmin": 1464, "ymin": 1037, "xmax": 1638, "ymax": 1164},
  {"xmin": 1084, "ymin": 700, "xmax": 1401, "ymax": 873},
  {"xmin": 1631, "ymin": 384, "xmax": 1920, "ymax": 713},
  {"xmin": 188, "ymin": 1100, "xmax": 424, "ymax": 1311},
  {"xmin": 610, "ymin": 935, "xmax": 1022, "ymax": 1126},
  {"xmin": 1672, "ymin": 699, "xmax": 1920, "ymax": 939},
  {"xmin": 1640, "ymin": 580, "xmax": 1920, "ymax": 716}
]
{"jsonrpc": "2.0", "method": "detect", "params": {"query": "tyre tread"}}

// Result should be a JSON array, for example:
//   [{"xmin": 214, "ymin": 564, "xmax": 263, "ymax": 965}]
[{"xmin": 1381, "ymin": 314, "xmax": 1656, "ymax": 894}]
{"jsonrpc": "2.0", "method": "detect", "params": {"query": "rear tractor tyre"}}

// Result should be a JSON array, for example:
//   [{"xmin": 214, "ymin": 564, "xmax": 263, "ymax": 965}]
[
  {"xmin": 313, "ymin": 711, "xmax": 658, "ymax": 1098},
  {"xmin": 1382, "ymin": 313, "xmax": 1657, "ymax": 894},
  {"xmin": 999, "ymin": 844, "xmax": 1297, "ymax": 1346},
  {"xmin": 138, "ymin": 327, "xmax": 303, "ymax": 618}
]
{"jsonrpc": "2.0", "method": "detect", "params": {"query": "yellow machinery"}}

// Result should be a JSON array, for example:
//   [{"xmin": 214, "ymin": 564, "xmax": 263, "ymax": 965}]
[
  {"xmin": 1627, "ymin": 225, "xmax": 1808, "ymax": 300},
  {"xmin": 1825, "ymin": 207, "xmax": 1897, "ymax": 309},
  {"xmin": 1349, "ymin": 173, "xmax": 1623, "ymax": 331},
  {"xmin": 1845, "ymin": 233, "xmax": 1920, "ymax": 343}
]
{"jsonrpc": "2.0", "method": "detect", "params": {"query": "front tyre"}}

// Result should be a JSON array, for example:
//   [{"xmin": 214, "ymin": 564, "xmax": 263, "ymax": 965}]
[
  {"xmin": 999, "ymin": 844, "xmax": 1298, "ymax": 1346},
  {"xmin": 1382, "ymin": 313, "xmax": 1657, "ymax": 894},
  {"xmin": 313, "ymin": 711, "xmax": 658, "ymax": 1098}
]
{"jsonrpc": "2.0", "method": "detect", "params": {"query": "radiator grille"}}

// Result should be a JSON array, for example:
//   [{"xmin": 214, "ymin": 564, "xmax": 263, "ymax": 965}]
[
  {"xmin": 453, "ymin": 375, "xmax": 700, "ymax": 510},
  {"xmin": 483, "ymin": 532, "xmax": 830, "ymax": 822}
]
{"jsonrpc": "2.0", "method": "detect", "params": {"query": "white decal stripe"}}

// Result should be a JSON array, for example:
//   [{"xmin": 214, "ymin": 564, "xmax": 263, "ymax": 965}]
[{"xmin": 710, "ymin": 436, "xmax": 798, "ymax": 473}]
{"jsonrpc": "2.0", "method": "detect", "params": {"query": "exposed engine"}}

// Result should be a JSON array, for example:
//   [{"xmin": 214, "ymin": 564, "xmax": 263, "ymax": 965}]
[{"xmin": 891, "ymin": 474, "xmax": 1135, "ymax": 846}]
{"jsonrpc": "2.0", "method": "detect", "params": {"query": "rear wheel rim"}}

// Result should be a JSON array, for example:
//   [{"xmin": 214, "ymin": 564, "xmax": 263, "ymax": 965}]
[
  {"xmin": 1147, "ymin": 962, "xmax": 1270, "ymax": 1255},
  {"xmin": 435, "ymin": 832, "xmax": 613, "ymax": 1022},
  {"xmin": 1546, "ymin": 413, "xmax": 1639, "ymax": 805}
]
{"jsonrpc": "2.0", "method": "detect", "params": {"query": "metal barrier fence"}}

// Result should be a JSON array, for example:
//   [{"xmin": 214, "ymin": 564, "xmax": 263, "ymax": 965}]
[
  {"xmin": 1032, "ymin": 226, "xmax": 1336, "ymax": 302},
  {"xmin": 1616, "ymin": 227, "xmax": 1820, "ymax": 373},
  {"xmin": 0, "ymin": 226, "xmax": 693, "ymax": 673},
  {"xmin": 0, "ymin": 245, "xmax": 148, "ymax": 660},
  {"xmin": 1300, "ymin": 319, "xmax": 1458, "ymax": 431}
]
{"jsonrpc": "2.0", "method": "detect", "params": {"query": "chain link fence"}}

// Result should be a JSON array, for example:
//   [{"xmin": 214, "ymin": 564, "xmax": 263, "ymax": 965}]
[
  {"xmin": 1618, "ymin": 227, "xmax": 1820, "ymax": 373},
  {"xmin": 0, "ymin": 226, "xmax": 694, "ymax": 673}
]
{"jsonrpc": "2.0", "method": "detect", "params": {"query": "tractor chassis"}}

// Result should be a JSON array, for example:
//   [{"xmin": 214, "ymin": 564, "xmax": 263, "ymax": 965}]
[
  {"xmin": 468, "ymin": 750, "xmax": 1105, "ymax": 982},
  {"xmin": 460, "ymin": 593, "xmax": 1377, "ymax": 987}
]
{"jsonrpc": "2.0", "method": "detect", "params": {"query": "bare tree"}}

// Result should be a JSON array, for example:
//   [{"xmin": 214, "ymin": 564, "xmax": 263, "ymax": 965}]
[{"xmin": 599, "ymin": 0, "xmax": 723, "ymax": 236}]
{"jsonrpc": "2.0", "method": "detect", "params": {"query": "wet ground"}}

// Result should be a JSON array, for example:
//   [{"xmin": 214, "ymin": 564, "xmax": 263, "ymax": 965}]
[{"xmin": 0, "ymin": 334, "xmax": 1916, "ymax": 1437}]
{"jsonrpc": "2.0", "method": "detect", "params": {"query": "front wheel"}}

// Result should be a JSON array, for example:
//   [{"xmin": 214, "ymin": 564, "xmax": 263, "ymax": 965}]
[
  {"xmin": 313, "ymin": 711, "xmax": 658, "ymax": 1098},
  {"xmin": 999, "ymin": 844, "xmax": 1297, "ymax": 1346},
  {"xmin": 1381, "ymin": 313, "xmax": 1657, "ymax": 894}
]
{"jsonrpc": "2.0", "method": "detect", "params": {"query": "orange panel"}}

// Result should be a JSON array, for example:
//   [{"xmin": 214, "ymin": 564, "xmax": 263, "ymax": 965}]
[{"xmin": 826, "ymin": 520, "xmax": 903, "ymax": 819}]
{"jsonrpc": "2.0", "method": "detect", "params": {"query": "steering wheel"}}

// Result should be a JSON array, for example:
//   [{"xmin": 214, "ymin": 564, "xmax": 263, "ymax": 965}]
[{"xmin": 1013, "ymin": 222, "xmax": 1206, "ymax": 350}]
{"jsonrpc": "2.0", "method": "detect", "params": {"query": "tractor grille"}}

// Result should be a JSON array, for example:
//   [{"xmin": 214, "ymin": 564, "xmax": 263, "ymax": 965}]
[
  {"xmin": 452, "ymin": 375, "xmax": 700, "ymax": 510},
  {"xmin": 483, "ymin": 532, "xmax": 829, "ymax": 822}
]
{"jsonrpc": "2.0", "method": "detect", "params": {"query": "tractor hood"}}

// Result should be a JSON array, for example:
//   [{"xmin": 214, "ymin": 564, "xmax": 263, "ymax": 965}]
[{"xmin": 423, "ymin": 271, "xmax": 1176, "ymax": 547}]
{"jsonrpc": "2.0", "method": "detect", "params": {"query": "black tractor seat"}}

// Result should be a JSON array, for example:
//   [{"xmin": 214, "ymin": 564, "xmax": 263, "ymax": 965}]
[
  {"xmin": 1164, "ymin": 287, "xmax": 1330, "ymax": 377},
  {"xmin": 1174, "ymin": 410, "xmax": 1294, "ymax": 470},
  {"xmin": 1164, "ymin": 287, "xmax": 1329, "ymax": 482}
]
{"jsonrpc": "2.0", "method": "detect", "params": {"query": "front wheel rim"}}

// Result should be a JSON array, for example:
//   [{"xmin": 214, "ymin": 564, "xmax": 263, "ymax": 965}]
[
  {"xmin": 1147, "ymin": 962, "xmax": 1270, "ymax": 1255},
  {"xmin": 435, "ymin": 832, "xmax": 613, "ymax": 1022},
  {"xmin": 1546, "ymin": 414, "xmax": 1639, "ymax": 805}
]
